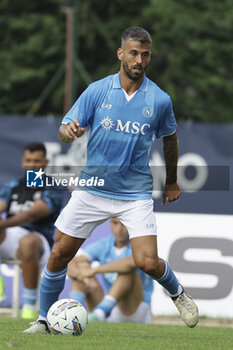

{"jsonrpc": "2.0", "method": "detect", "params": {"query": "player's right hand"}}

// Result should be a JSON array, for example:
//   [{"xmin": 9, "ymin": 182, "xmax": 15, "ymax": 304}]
[{"xmin": 65, "ymin": 119, "xmax": 85, "ymax": 140}]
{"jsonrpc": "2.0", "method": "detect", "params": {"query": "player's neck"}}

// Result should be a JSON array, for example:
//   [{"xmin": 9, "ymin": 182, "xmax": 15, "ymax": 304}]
[{"xmin": 120, "ymin": 71, "xmax": 144, "ymax": 95}]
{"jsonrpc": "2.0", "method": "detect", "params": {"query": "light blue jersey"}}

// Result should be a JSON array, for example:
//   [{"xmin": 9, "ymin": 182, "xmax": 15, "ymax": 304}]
[
  {"xmin": 83, "ymin": 235, "xmax": 154, "ymax": 305},
  {"xmin": 63, "ymin": 72, "xmax": 177, "ymax": 200}
]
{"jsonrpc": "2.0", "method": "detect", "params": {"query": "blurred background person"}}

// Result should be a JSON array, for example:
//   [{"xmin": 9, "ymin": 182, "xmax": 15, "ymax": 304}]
[
  {"xmin": 0, "ymin": 142, "xmax": 63, "ymax": 319},
  {"xmin": 68, "ymin": 218, "xmax": 154, "ymax": 323}
]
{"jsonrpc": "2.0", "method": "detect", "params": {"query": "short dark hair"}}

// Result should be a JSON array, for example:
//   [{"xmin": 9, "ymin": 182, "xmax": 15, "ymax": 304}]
[
  {"xmin": 24, "ymin": 142, "xmax": 47, "ymax": 156},
  {"xmin": 121, "ymin": 26, "xmax": 152, "ymax": 46}
]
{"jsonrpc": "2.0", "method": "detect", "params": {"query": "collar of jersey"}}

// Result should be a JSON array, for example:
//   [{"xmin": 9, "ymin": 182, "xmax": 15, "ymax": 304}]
[{"xmin": 113, "ymin": 72, "xmax": 149, "ymax": 92}]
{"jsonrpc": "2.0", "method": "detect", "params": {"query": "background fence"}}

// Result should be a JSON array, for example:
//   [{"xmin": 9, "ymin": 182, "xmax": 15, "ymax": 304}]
[{"xmin": 0, "ymin": 115, "xmax": 232, "ymax": 317}]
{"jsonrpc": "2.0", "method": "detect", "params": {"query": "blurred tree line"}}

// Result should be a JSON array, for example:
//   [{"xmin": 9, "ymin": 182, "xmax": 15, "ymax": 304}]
[{"xmin": 0, "ymin": 0, "xmax": 233, "ymax": 122}]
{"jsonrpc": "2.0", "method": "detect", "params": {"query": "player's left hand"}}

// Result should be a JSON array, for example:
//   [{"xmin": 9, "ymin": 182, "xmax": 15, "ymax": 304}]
[{"xmin": 162, "ymin": 182, "xmax": 182, "ymax": 205}]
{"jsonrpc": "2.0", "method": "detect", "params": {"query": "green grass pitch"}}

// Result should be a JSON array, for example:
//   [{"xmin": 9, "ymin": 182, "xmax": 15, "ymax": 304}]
[{"xmin": 0, "ymin": 317, "xmax": 232, "ymax": 350}]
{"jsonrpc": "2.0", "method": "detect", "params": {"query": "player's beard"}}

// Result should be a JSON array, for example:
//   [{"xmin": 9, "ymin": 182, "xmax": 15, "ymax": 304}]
[{"xmin": 123, "ymin": 61, "xmax": 147, "ymax": 81}]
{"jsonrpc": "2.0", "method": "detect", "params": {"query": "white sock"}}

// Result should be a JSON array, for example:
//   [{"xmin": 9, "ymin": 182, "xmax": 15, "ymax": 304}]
[
  {"xmin": 23, "ymin": 304, "xmax": 36, "ymax": 310},
  {"xmin": 38, "ymin": 315, "xmax": 47, "ymax": 322},
  {"xmin": 94, "ymin": 295, "xmax": 117, "ymax": 320},
  {"xmin": 95, "ymin": 308, "xmax": 106, "ymax": 321}
]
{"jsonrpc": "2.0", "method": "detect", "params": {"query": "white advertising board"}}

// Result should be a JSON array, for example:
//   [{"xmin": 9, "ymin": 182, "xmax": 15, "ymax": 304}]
[{"xmin": 151, "ymin": 213, "xmax": 233, "ymax": 318}]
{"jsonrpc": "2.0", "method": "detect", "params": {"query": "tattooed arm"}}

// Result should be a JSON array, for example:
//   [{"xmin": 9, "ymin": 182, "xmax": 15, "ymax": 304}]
[{"xmin": 162, "ymin": 132, "xmax": 182, "ymax": 205}]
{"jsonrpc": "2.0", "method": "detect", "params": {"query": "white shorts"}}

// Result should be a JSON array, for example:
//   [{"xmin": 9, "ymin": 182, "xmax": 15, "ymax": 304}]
[
  {"xmin": 55, "ymin": 191, "xmax": 157, "ymax": 240},
  {"xmin": 107, "ymin": 301, "xmax": 151, "ymax": 324},
  {"xmin": 0, "ymin": 226, "xmax": 51, "ymax": 267}
]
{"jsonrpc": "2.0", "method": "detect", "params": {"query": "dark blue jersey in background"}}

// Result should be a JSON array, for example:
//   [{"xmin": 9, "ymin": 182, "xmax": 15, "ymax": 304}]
[{"xmin": 0, "ymin": 177, "xmax": 63, "ymax": 248}]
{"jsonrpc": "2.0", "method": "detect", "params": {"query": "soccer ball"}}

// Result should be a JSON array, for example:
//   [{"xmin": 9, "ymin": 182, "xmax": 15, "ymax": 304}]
[{"xmin": 47, "ymin": 298, "xmax": 88, "ymax": 336}]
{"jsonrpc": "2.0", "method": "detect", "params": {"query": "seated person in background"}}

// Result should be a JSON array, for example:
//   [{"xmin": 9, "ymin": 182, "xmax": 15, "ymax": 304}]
[
  {"xmin": 0, "ymin": 142, "xmax": 63, "ymax": 319},
  {"xmin": 68, "ymin": 217, "xmax": 154, "ymax": 323}
]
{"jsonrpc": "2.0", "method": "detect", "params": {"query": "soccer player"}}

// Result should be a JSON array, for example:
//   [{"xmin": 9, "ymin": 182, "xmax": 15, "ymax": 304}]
[
  {"xmin": 68, "ymin": 218, "xmax": 153, "ymax": 323},
  {"xmin": 0, "ymin": 142, "xmax": 63, "ymax": 319},
  {"xmin": 24, "ymin": 26, "xmax": 199, "ymax": 333}
]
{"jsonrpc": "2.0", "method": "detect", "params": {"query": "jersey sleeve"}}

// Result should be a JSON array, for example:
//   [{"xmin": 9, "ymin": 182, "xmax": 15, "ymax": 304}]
[
  {"xmin": 41, "ymin": 190, "xmax": 63, "ymax": 214},
  {"xmin": 155, "ymin": 97, "xmax": 177, "ymax": 138},
  {"xmin": 62, "ymin": 85, "xmax": 95, "ymax": 128}
]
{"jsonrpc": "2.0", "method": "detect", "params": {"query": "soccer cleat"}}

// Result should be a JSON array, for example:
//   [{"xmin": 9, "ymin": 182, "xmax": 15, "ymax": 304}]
[
  {"xmin": 0, "ymin": 276, "xmax": 6, "ymax": 303},
  {"xmin": 21, "ymin": 307, "xmax": 37, "ymax": 319},
  {"xmin": 23, "ymin": 320, "xmax": 50, "ymax": 334},
  {"xmin": 88, "ymin": 311, "xmax": 100, "ymax": 322},
  {"xmin": 172, "ymin": 287, "xmax": 199, "ymax": 328}
]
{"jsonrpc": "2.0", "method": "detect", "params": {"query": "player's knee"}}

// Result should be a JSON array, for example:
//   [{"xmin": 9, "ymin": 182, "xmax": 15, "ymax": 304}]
[
  {"xmin": 49, "ymin": 247, "xmax": 62, "ymax": 266},
  {"xmin": 135, "ymin": 256, "xmax": 160, "ymax": 277},
  {"xmin": 0, "ymin": 229, "xmax": 6, "ymax": 244},
  {"xmin": 49, "ymin": 244, "xmax": 71, "ymax": 267},
  {"xmin": 18, "ymin": 233, "xmax": 42, "ymax": 259}
]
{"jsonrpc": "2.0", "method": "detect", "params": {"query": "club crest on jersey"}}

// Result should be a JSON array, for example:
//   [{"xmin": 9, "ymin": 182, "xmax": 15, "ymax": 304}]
[{"xmin": 143, "ymin": 106, "xmax": 153, "ymax": 118}]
